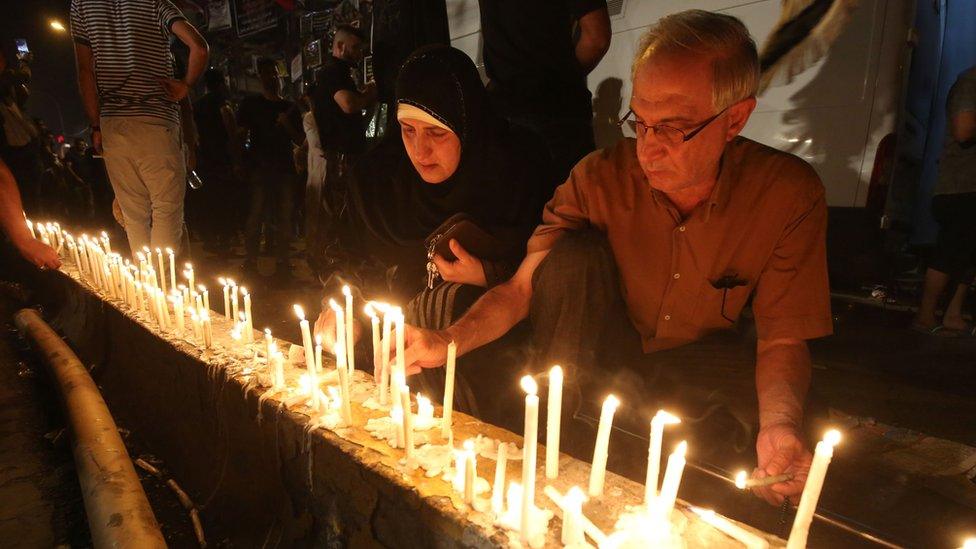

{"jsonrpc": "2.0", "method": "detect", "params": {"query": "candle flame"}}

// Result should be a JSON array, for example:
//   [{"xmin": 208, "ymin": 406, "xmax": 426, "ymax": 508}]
[
  {"xmin": 674, "ymin": 440, "xmax": 688, "ymax": 457},
  {"xmin": 294, "ymin": 304, "xmax": 306, "ymax": 320},
  {"xmin": 364, "ymin": 302, "xmax": 376, "ymax": 318},
  {"xmin": 328, "ymin": 298, "xmax": 342, "ymax": 313},
  {"xmin": 166, "ymin": 247, "xmax": 173, "ymax": 254},
  {"xmin": 653, "ymin": 409, "xmax": 681, "ymax": 425},
  {"xmin": 184, "ymin": 262, "xmax": 192, "ymax": 269},
  {"xmin": 520, "ymin": 375, "xmax": 538, "ymax": 395},
  {"xmin": 315, "ymin": 334, "xmax": 322, "ymax": 346},
  {"xmin": 734, "ymin": 471, "xmax": 748, "ymax": 490},
  {"xmin": 240, "ymin": 286, "xmax": 248, "ymax": 296},
  {"xmin": 227, "ymin": 278, "xmax": 236, "ymax": 287},
  {"xmin": 197, "ymin": 284, "xmax": 206, "ymax": 293},
  {"xmin": 962, "ymin": 538, "xmax": 976, "ymax": 549},
  {"xmin": 463, "ymin": 439, "xmax": 475, "ymax": 452},
  {"xmin": 265, "ymin": 328, "xmax": 271, "ymax": 336},
  {"xmin": 155, "ymin": 247, "xmax": 161, "ymax": 253},
  {"xmin": 604, "ymin": 394, "xmax": 620, "ymax": 410},
  {"xmin": 342, "ymin": 284, "xmax": 352, "ymax": 297},
  {"xmin": 218, "ymin": 277, "xmax": 226, "ymax": 286},
  {"xmin": 564, "ymin": 486, "xmax": 587, "ymax": 505},
  {"xmin": 550, "ymin": 365, "xmax": 563, "ymax": 382},
  {"xmin": 824, "ymin": 429, "xmax": 842, "ymax": 447}
]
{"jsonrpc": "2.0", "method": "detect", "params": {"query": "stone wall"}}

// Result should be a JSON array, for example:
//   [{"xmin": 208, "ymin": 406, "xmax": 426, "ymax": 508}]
[{"xmin": 33, "ymin": 267, "xmax": 782, "ymax": 548}]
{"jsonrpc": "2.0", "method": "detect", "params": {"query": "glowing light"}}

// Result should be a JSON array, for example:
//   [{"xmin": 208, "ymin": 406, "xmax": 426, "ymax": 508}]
[
  {"xmin": 293, "ymin": 304, "xmax": 306, "ymax": 320},
  {"xmin": 520, "ymin": 375, "xmax": 537, "ymax": 395},
  {"xmin": 824, "ymin": 429, "xmax": 842, "ymax": 447},
  {"xmin": 50, "ymin": 20, "xmax": 66, "ymax": 32},
  {"xmin": 735, "ymin": 470, "xmax": 748, "ymax": 490}
]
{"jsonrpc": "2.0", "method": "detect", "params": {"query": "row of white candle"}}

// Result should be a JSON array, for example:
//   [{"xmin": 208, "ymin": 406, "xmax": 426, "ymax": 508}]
[{"xmin": 28, "ymin": 219, "xmax": 863, "ymax": 548}]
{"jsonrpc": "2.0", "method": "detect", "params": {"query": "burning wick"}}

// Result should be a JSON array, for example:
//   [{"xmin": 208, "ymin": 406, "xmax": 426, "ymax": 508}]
[{"xmin": 734, "ymin": 470, "xmax": 795, "ymax": 489}]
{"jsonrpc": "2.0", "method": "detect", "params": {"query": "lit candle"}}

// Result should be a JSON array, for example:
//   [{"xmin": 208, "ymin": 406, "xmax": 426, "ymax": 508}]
[
  {"xmin": 442, "ymin": 341, "xmax": 457, "ymax": 441},
  {"xmin": 492, "ymin": 442, "xmax": 508, "ymax": 514},
  {"xmin": 657, "ymin": 440, "xmax": 687, "ymax": 523},
  {"xmin": 329, "ymin": 299, "xmax": 346, "ymax": 365},
  {"xmin": 26, "ymin": 219, "xmax": 35, "ymax": 239},
  {"xmin": 241, "ymin": 287, "xmax": 252, "ymax": 342},
  {"xmin": 100, "ymin": 230, "xmax": 111, "ymax": 255},
  {"xmin": 453, "ymin": 446, "xmax": 466, "ymax": 492},
  {"xmin": 201, "ymin": 310, "xmax": 213, "ymax": 349},
  {"xmin": 294, "ymin": 305, "xmax": 316, "ymax": 374},
  {"xmin": 219, "ymin": 278, "xmax": 230, "ymax": 319},
  {"xmin": 520, "ymin": 375, "xmax": 539, "ymax": 544},
  {"xmin": 787, "ymin": 430, "xmax": 841, "ymax": 549},
  {"xmin": 463, "ymin": 439, "xmax": 476, "ymax": 504},
  {"xmin": 156, "ymin": 248, "xmax": 166, "ymax": 293},
  {"xmin": 230, "ymin": 280, "xmax": 239, "ymax": 321},
  {"xmin": 400, "ymin": 387, "xmax": 413, "ymax": 459},
  {"xmin": 198, "ymin": 285, "xmax": 210, "ymax": 312},
  {"xmin": 365, "ymin": 303, "xmax": 380, "ymax": 382},
  {"xmin": 589, "ymin": 394, "xmax": 620, "ymax": 497},
  {"xmin": 690, "ymin": 506, "xmax": 769, "ymax": 549},
  {"xmin": 314, "ymin": 334, "xmax": 322, "ymax": 374},
  {"xmin": 184, "ymin": 263, "xmax": 194, "ymax": 295},
  {"xmin": 416, "ymin": 393, "xmax": 434, "ymax": 425},
  {"xmin": 336, "ymin": 342, "xmax": 353, "ymax": 426},
  {"xmin": 171, "ymin": 293, "xmax": 184, "ymax": 333},
  {"xmin": 342, "ymin": 285, "xmax": 355, "ymax": 374},
  {"xmin": 264, "ymin": 329, "xmax": 273, "ymax": 372},
  {"xmin": 272, "ymin": 346, "xmax": 285, "ymax": 388},
  {"xmin": 735, "ymin": 470, "xmax": 794, "ymax": 489},
  {"xmin": 166, "ymin": 247, "xmax": 176, "ymax": 291},
  {"xmin": 646, "ymin": 410, "xmax": 681, "ymax": 505},
  {"xmin": 394, "ymin": 308, "xmax": 405, "ymax": 404},
  {"xmin": 546, "ymin": 365, "xmax": 563, "ymax": 479},
  {"xmin": 561, "ymin": 486, "xmax": 586, "ymax": 546},
  {"xmin": 380, "ymin": 308, "xmax": 392, "ymax": 405}
]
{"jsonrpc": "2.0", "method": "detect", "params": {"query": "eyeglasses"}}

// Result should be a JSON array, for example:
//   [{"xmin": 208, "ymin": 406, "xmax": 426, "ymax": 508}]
[{"xmin": 617, "ymin": 106, "xmax": 729, "ymax": 145}]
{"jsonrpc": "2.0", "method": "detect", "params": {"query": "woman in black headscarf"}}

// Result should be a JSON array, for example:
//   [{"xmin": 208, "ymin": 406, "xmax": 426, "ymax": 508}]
[{"xmin": 315, "ymin": 44, "xmax": 554, "ymax": 420}]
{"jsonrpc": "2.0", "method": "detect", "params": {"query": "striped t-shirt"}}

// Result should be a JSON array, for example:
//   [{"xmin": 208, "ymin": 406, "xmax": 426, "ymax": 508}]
[{"xmin": 70, "ymin": 0, "xmax": 186, "ymax": 123}]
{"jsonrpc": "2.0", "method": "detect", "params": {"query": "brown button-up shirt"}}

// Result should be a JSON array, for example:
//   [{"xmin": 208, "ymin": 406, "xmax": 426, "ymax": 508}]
[{"xmin": 527, "ymin": 137, "xmax": 832, "ymax": 352}]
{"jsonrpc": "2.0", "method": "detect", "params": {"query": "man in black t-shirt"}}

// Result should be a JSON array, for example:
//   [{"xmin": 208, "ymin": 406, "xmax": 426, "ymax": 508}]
[
  {"xmin": 238, "ymin": 58, "xmax": 302, "ymax": 276},
  {"xmin": 307, "ymin": 24, "xmax": 377, "ymax": 278},
  {"xmin": 478, "ymin": 0, "xmax": 610, "ymax": 188}
]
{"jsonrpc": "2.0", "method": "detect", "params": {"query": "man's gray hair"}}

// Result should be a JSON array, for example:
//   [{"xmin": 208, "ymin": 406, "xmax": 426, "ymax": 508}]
[{"xmin": 633, "ymin": 10, "xmax": 759, "ymax": 109}]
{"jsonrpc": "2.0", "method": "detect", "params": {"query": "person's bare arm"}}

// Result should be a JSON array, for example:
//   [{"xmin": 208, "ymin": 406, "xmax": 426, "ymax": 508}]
[
  {"xmin": 161, "ymin": 20, "xmax": 209, "ymax": 101},
  {"xmin": 575, "ymin": 7, "xmax": 611, "ymax": 74},
  {"xmin": 0, "ymin": 160, "xmax": 60, "ymax": 269},
  {"xmin": 73, "ymin": 43, "xmax": 99, "ymax": 127},
  {"xmin": 950, "ymin": 110, "xmax": 976, "ymax": 147},
  {"xmin": 752, "ymin": 337, "xmax": 813, "ymax": 505},
  {"xmin": 402, "ymin": 249, "xmax": 549, "ymax": 373},
  {"xmin": 333, "ymin": 83, "xmax": 377, "ymax": 115}
]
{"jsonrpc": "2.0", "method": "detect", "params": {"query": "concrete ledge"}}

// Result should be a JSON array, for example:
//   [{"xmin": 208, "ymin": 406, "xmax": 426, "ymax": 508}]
[{"xmin": 34, "ymin": 265, "xmax": 783, "ymax": 547}]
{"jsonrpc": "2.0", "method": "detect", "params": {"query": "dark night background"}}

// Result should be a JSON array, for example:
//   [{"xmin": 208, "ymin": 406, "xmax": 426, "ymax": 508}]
[{"xmin": 1, "ymin": 0, "xmax": 86, "ymax": 137}]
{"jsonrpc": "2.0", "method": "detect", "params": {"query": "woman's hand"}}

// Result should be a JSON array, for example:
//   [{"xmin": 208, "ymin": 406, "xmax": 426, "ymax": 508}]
[
  {"xmin": 314, "ymin": 304, "xmax": 362, "ymax": 355},
  {"xmin": 432, "ymin": 239, "xmax": 486, "ymax": 287}
]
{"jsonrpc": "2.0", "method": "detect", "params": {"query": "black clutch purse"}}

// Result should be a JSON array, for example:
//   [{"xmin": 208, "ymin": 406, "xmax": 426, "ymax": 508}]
[{"xmin": 424, "ymin": 213, "xmax": 510, "ymax": 262}]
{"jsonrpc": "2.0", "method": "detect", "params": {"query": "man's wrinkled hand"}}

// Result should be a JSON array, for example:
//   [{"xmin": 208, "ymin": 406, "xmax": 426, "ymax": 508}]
[
  {"xmin": 753, "ymin": 423, "xmax": 812, "ymax": 506},
  {"xmin": 399, "ymin": 325, "xmax": 452, "ymax": 375}
]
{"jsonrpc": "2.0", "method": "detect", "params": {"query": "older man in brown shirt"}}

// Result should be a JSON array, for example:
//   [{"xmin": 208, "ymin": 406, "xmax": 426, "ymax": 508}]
[{"xmin": 404, "ymin": 10, "xmax": 831, "ymax": 505}]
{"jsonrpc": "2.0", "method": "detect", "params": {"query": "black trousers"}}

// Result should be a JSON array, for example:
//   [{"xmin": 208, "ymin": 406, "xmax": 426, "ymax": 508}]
[
  {"xmin": 528, "ymin": 230, "xmax": 762, "ymax": 475},
  {"xmin": 244, "ymin": 161, "xmax": 295, "ymax": 262},
  {"xmin": 931, "ymin": 192, "xmax": 976, "ymax": 282}
]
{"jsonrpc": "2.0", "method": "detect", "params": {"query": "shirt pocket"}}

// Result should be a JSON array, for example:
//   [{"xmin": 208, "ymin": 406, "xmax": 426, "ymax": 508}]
[{"xmin": 692, "ymin": 277, "xmax": 753, "ymax": 331}]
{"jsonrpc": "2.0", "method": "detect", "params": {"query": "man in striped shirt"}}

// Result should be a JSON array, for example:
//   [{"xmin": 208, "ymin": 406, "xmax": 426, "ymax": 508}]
[{"xmin": 71, "ymin": 0, "xmax": 208, "ymax": 257}]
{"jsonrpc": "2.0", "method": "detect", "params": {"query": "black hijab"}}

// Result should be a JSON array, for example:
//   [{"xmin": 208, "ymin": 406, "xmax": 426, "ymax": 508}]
[{"xmin": 343, "ymin": 45, "xmax": 553, "ymax": 298}]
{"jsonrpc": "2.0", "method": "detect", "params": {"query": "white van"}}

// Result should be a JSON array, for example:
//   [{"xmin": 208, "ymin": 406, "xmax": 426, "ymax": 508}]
[{"xmin": 446, "ymin": 0, "xmax": 913, "ymax": 210}]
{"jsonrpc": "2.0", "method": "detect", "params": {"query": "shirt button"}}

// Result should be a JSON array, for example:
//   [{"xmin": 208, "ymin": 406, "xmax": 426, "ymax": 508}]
[
  {"xmin": 664, "ymin": 314, "xmax": 671, "ymax": 321},
  {"xmin": 673, "ymin": 273, "xmax": 680, "ymax": 279},
  {"xmin": 679, "ymin": 226, "xmax": 686, "ymax": 232}
]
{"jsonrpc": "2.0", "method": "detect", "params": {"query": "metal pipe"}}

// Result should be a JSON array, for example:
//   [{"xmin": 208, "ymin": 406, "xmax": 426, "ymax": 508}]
[
  {"xmin": 15, "ymin": 308, "xmax": 166, "ymax": 549},
  {"xmin": 685, "ymin": 459, "xmax": 907, "ymax": 549}
]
